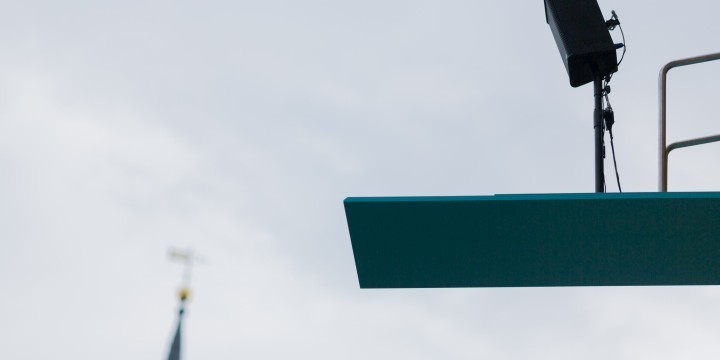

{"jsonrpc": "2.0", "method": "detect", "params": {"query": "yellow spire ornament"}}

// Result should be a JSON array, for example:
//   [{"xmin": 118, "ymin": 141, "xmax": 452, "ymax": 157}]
[{"xmin": 178, "ymin": 287, "xmax": 191, "ymax": 301}]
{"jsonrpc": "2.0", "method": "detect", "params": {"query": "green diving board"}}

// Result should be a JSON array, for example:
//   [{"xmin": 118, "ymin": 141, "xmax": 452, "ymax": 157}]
[{"xmin": 344, "ymin": 192, "xmax": 720, "ymax": 288}]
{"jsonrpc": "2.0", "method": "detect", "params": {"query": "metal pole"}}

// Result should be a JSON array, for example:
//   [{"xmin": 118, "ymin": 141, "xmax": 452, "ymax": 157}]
[
  {"xmin": 659, "ymin": 65, "xmax": 669, "ymax": 192},
  {"xmin": 594, "ymin": 76, "xmax": 604, "ymax": 193}
]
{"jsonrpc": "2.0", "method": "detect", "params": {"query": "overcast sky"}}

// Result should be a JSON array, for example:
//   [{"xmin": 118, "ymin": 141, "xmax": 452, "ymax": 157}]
[{"xmin": 2, "ymin": 1, "xmax": 720, "ymax": 359}]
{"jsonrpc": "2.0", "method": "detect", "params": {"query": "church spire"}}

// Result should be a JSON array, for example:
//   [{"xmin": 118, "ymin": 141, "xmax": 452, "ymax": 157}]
[
  {"xmin": 167, "ymin": 299, "xmax": 185, "ymax": 360},
  {"xmin": 166, "ymin": 248, "xmax": 200, "ymax": 360}
]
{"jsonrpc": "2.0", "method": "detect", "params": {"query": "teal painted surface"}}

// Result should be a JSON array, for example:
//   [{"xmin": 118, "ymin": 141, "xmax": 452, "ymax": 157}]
[{"xmin": 344, "ymin": 192, "xmax": 720, "ymax": 288}]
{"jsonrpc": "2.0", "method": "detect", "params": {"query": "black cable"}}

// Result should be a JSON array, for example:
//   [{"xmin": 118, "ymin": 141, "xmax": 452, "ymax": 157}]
[
  {"xmin": 603, "ymin": 85, "xmax": 622, "ymax": 193},
  {"xmin": 605, "ymin": 14, "xmax": 626, "ymax": 86},
  {"xmin": 616, "ymin": 22, "xmax": 627, "ymax": 68},
  {"xmin": 601, "ymin": 10, "xmax": 625, "ymax": 193},
  {"xmin": 608, "ymin": 128, "xmax": 622, "ymax": 192},
  {"xmin": 609, "ymin": 18, "xmax": 625, "ymax": 193}
]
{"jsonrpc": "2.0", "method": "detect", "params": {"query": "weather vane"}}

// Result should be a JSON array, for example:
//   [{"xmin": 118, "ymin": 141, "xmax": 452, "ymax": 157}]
[{"xmin": 168, "ymin": 247, "xmax": 203, "ymax": 302}]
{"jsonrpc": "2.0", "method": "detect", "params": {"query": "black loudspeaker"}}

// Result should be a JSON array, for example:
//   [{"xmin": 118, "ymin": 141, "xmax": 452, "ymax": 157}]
[{"xmin": 544, "ymin": 0, "xmax": 617, "ymax": 87}]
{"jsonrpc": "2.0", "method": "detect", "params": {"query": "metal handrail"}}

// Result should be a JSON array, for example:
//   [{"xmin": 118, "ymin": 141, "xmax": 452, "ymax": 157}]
[
  {"xmin": 667, "ymin": 134, "xmax": 720, "ymax": 154},
  {"xmin": 659, "ymin": 52, "xmax": 720, "ymax": 192}
]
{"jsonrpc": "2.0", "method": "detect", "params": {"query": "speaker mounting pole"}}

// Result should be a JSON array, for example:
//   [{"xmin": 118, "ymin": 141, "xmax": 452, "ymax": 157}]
[{"xmin": 594, "ymin": 76, "xmax": 605, "ymax": 193}]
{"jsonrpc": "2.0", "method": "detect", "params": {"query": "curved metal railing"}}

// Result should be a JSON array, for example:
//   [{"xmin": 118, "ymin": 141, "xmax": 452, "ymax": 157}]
[{"xmin": 659, "ymin": 52, "xmax": 720, "ymax": 191}]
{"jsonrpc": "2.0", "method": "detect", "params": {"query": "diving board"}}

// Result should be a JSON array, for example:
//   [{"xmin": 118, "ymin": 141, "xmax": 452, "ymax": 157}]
[{"xmin": 344, "ymin": 192, "xmax": 720, "ymax": 288}]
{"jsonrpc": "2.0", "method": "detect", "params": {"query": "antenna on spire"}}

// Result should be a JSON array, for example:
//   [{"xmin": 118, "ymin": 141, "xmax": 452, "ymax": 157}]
[{"xmin": 168, "ymin": 247, "xmax": 204, "ymax": 301}]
